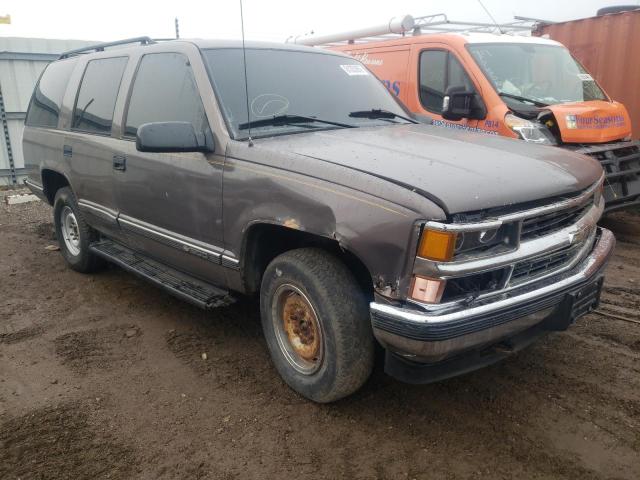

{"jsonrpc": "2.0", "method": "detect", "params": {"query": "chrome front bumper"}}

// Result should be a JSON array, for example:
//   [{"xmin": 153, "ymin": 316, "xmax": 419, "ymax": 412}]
[{"xmin": 370, "ymin": 227, "xmax": 615, "ymax": 364}]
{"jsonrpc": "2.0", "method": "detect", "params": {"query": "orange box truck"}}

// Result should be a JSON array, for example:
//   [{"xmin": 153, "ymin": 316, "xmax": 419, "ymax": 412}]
[{"xmin": 291, "ymin": 14, "xmax": 640, "ymax": 212}]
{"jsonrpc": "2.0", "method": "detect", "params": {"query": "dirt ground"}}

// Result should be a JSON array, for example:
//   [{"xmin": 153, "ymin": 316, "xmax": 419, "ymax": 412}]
[{"xmin": 1, "ymin": 189, "xmax": 639, "ymax": 480}]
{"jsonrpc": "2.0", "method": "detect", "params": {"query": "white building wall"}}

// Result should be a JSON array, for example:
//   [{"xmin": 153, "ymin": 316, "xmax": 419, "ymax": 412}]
[{"xmin": 0, "ymin": 37, "xmax": 96, "ymax": 185}]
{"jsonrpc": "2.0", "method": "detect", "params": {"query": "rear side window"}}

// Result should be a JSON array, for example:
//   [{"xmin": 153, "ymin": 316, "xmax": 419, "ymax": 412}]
[
  {"xmin": 26, "ymin": 59, "xmax": 77, "ymax": 128},
  {"xmin": 72, "ymin": 57, "xmax": 128, "ymax": 134},
  {"xmin": 419, "ymin": 50, "xmax": 475, "ymax": 114},
  {"xmin": 124, "ymin": 53, "xmax": 206, "ymax": 137}
]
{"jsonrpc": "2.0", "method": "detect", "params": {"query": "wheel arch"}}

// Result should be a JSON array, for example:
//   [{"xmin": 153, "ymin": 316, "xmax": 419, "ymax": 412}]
[
  {"xmin": 240, "ymin": 221, "xmax": 374, "ymax": 299},
  {"xmin": 41, "ymin": 169, "xmax": 71, "ymax": 205}
]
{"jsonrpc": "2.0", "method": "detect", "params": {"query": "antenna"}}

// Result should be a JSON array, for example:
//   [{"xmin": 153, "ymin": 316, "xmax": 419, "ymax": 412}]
[
  {"xmin": 239, "ymin": 0, "xmax": 254, "ymax": 146},
  {"xmin": 477, "ymin": 0, "xmax": 504, "ymax": 34},
  {"xmin": 175, "ymin": 17, "xmax": 180, "ymax": 39}
]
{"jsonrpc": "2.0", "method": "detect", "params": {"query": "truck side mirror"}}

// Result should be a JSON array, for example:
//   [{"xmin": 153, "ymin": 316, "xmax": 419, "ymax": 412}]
[
  {"xmin": 442, "ymin": 86, "xmax": 485, "ymax": 122},
  {"xmin": 136, "ymin": 122, "xmax": 214, "ymax": 153}
]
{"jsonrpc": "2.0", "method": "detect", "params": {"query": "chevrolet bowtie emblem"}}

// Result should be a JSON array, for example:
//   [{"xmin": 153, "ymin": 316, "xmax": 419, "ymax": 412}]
[{"xmin": 569, "ymin": 224, "xmax": 592, "ymax": 245}]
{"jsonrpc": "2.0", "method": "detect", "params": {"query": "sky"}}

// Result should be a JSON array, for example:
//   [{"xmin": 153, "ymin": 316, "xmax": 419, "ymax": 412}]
[{"xmin": 1, "ymin": 0, "xmax": 639, "ymax": 42}]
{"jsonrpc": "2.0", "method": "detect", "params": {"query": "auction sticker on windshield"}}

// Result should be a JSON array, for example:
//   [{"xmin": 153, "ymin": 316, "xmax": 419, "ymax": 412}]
[{"xmin": 340, "ymin": 64, "xmax": 369, "ymax": 76}]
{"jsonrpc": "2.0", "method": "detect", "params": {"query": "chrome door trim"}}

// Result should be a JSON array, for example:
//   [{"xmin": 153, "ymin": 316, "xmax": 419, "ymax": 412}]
[
  {"xmin": 77, "ymin": 199, "xmax": 118, "ymax": 222},
  {"xmin": 77, "ymin": 199, "xmax": 240, "ymax": 268},
  {"xmin": 24, "ymin": 178, "xmax": 44, "ymax": 192},
  {"xmin": 117, "ymin": 213, "xmax": 239, "ymax": 268},
  {"xmin": 221, "ymin": 255, "xmax": 240, "ymax": 268}
]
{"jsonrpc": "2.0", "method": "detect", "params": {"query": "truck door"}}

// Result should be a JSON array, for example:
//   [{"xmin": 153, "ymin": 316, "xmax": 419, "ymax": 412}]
[
  {"xmin": 113, "ymin": 51, "xmax": 227, "ymax": 286},
  {"xmin": 65, "ymin": 56, "xmax": 129, "ymax": 241},
  {"xmin": 415, "ymin": 48, "xmax": 483, "ymax": 131}
]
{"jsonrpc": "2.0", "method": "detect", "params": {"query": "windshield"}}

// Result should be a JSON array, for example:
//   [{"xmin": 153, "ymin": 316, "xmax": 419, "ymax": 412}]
[
  {"xmin": 467, "ymin": 43, "xmax": 607, "ymax": 106},
  {"xmin": 203, "ymin": 48, "xmax": 412, "ymax": 139}
]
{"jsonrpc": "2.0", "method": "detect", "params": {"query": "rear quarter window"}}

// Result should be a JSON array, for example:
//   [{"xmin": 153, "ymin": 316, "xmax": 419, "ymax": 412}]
[
  {"xmin": 25, "ymin": 58, "xmax": 78, "ymax": 128},
  {"xmin": 72, "ymin": 56, "xmax": 128, "ymax": 135}
]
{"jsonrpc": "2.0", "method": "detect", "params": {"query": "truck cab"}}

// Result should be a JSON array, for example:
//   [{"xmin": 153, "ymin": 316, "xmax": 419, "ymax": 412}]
[{"xmin": 312, "ymin": 26, "xmax": 640, "ymax": 212}]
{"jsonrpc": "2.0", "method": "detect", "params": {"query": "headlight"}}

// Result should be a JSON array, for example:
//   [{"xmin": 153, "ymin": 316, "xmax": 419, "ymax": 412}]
[
  {"xmin": 505, "ymin": 113, "xmax": 556, "ymax": 145},
  {"xmin": 414, "ymin": 223, "xmax": 517, "ymax": 304},
  {"xmin": 418, "ymin": 224, "xmax": 514, "ymax": 262},
  {"xmin": 453, "ymin": 226, "xmax": 510, "ymax": 256}
]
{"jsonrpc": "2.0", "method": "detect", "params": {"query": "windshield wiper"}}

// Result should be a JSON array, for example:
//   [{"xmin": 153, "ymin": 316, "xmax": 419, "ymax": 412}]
[
  {"xmin": 238, "ymin": 114, "xmax": 355, "ymax": 131},
  {"xmin": 349, "ymin": 109, "xmax": 418, "ymax": 124},
  {"xmin": 498, "ymin": 92, "xmax": 548, "ymax": 108}
]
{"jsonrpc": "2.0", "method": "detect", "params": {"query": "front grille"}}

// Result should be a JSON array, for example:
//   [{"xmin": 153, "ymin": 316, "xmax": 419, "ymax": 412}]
[
  {"xmin": 571, "ymin": 142, "xmax": 640, "ymax": 206},
  {"xmin": 441, "ymin": 268, "xmax": 507, "ymax": 303},
  {"xmin": 520, "ymin": 203, "xmax": 591, "ymax": 240},
  {"xmin": 510, "ymin": 245, "xmax": 580, "ymax": 285},
  {"xmin": 581, "ymin": 143, "xmax": 640, "ymax": 183}
]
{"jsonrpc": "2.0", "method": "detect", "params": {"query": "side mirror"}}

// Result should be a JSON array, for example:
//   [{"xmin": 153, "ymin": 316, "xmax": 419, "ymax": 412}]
[
  {"xmin": 136, "ymin": 122, "xmax": 213, "ymax": 153},
  {"xmin": 442, "ymin": 86, "xmax": 485, "ymax": 121},
  {"xmin": 442, "ymin": 86, "xmax": 474, "ymax": 121}
]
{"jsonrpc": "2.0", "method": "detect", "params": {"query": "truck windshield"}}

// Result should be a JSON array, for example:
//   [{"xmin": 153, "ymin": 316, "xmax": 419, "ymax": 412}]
[
  {"xmin": 467, "ymin": 43, "xmax": 607, "ymax": 106},
  {"xmin": 203, "ymin": 48, "xmax": 412, "ymax": 139}
]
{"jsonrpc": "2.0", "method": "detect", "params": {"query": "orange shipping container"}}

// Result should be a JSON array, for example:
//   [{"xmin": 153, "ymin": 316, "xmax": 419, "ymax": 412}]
[{"xmin": 535, "ymin": 9, "xmax": 640, "ymax": 140}]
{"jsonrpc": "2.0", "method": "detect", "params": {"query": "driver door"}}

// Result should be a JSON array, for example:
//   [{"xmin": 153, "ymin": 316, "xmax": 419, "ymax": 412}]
[
  {"xmin": 414, "ymin": 47, "xmax": 481, "ymax": 131},
  {"xmin": 113, "ymin": 51, "xmax": 227, "ymax": 286}
]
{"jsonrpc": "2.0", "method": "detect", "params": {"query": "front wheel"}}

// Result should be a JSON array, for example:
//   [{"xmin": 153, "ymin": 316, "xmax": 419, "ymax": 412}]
[
  {"xmin": 53, "ymin": 187, "xmax": 104, "ymax": 273},
  {"xmin": 260, "ymin": 248, "xmax": 374, "ymax": 403}
]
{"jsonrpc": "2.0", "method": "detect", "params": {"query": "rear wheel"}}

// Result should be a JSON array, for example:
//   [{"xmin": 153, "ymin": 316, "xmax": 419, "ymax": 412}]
[
  {"xmin": 260, "ymin": 248, "xmax": 374, "ymax": 403},
  {"xmin": 53, "ymin": 187, "xmax": 104, "ymax": 273}
]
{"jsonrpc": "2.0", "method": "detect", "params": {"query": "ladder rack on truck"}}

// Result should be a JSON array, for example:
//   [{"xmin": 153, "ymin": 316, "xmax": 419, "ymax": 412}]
[{"xmin": 288, "ymin": 14, "xmax": 546, "ymax": 47}]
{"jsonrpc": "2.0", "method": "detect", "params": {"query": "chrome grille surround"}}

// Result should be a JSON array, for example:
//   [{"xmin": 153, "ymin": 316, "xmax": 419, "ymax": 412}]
[
  {"xmin": 520, "ymin": 203, "xmax": 591, "ymax": 240},
  {"xmin": 411, "ymin": 174, "xmax": 604, "ymax": 313}
]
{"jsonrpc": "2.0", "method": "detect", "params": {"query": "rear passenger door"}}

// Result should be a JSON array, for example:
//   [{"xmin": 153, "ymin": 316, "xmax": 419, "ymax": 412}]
[
  {"xmin": 113, "ymin": 52, "xmax": 226, "ymax": 286},
  {"xmin": 66, "ymin": 56, "xmax": 129, "ymax": 239}
]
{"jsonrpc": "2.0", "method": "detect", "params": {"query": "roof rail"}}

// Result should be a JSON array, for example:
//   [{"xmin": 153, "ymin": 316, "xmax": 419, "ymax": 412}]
[{"xmin": 58, "ymin": 36, "xmax": 156, "ymax": 59}]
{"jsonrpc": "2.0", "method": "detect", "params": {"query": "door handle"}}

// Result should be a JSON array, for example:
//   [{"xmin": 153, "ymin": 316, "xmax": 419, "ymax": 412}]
[
  {"xmin": 113, "ymin": 154, "xmax": 127, "ymax": 171},
  {"xmin": 63, "ymin": 145, "xmax": 72, "ymax": 158}
]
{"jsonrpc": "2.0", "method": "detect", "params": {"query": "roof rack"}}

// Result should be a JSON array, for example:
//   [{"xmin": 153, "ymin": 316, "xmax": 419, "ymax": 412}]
[
  {"xmin": 58, "ymin": 36, "xmax": 157, "ymax": 59},
  {"xmin": 289, "ymin": 14, "xmax": 546, "ymax": 47}
]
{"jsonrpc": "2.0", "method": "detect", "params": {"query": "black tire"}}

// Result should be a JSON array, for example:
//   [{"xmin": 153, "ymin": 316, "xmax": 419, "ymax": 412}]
[
  {"xmin": 53, "ymin": 187, "xmax": 104, "ymax": 273},
  {"xmin": 260, "ymin": 248, "xmax": 374, "ymax": 403}
]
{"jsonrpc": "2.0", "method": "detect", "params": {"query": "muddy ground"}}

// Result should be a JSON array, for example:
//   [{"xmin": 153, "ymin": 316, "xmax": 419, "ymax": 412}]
[{"xmin": 1, "ymin": 189, "xmax": 639, "ymax": 480}]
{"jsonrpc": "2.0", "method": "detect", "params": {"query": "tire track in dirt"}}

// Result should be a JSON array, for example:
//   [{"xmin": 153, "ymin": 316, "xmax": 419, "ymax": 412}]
[
  {"xmin": 54, "ymin": 324, "xmax": 144, "ymax": 374},
  {"xmin": 0, "ymin": 401, "xmax": 136, "ymax": 480},
  {"xmin": 164, "ymin": 301, "xmax": 277, "ymax": 391},
  {"xmin": 0, "ymin": 325, "xmax": 46, "ymax": 345}
]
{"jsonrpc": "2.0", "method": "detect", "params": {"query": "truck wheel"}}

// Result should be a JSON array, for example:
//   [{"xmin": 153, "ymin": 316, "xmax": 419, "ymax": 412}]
[
  {"xmin": 53, "ymin": 187, "xmax": 104, "ymax": 273},
  {"xmin": 260, "ymin": 248, "xmax": 374, "ymax": 403}
]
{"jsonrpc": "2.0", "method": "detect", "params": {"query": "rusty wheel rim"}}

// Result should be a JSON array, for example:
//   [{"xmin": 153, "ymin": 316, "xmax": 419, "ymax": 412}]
[{"xmin": 272, "ymin": 284, "xmax": 324, "ymax": 375}]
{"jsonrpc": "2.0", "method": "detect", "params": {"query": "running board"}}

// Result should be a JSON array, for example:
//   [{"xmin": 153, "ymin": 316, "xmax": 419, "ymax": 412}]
[{"xmin": 89, "ymin": 239, "xmax": 235, "ymax": 309}]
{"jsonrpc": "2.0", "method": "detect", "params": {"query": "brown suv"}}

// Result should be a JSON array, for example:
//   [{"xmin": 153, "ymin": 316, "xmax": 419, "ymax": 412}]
[{"xmin": 23, "ymin": 37, "xmax": 614, "ymax": 402}]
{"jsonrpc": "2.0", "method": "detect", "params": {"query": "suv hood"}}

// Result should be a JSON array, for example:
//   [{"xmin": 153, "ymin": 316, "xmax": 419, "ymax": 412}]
[{"xmin": 256, "ymin": 124, "xmax": 603, "ymax": 215}]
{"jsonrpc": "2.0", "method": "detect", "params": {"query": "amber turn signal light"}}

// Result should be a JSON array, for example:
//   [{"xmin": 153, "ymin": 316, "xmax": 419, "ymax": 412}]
[{"xmin": 418, "ymin": 229, "xmax": 457, "ymax": 261}]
